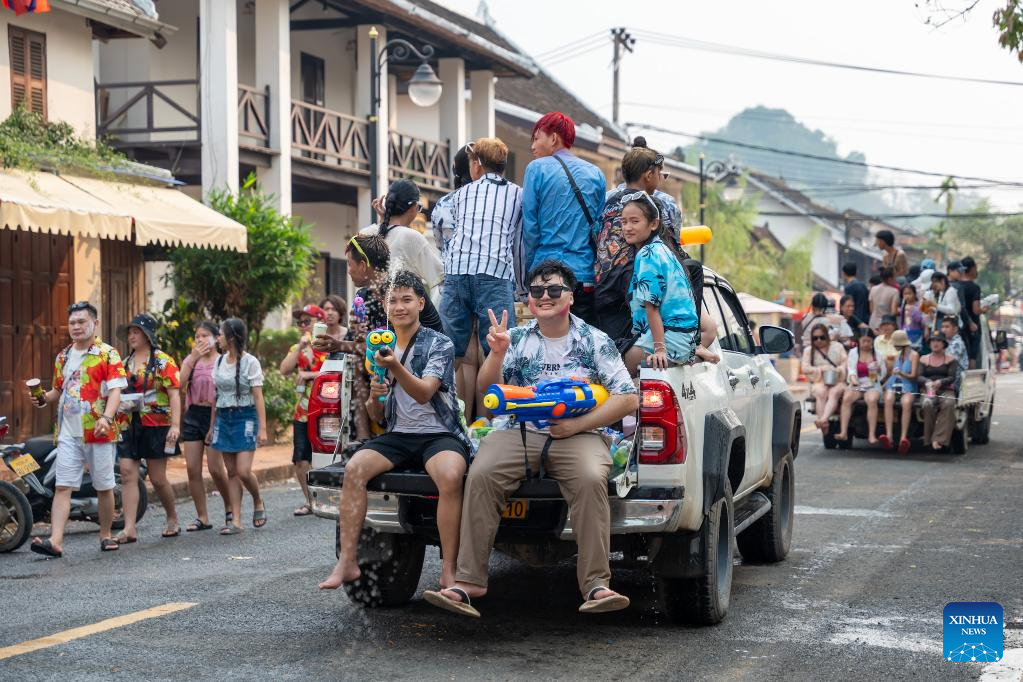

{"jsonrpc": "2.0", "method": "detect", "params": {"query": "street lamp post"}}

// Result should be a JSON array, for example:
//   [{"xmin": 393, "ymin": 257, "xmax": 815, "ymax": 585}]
[
  {"xmin": 697, "ymin": 154, "xmax": 743, "ymax": 263},
  {"xmin": 367, "ymin": 26, "xmax": 443, "ymax": 196}
]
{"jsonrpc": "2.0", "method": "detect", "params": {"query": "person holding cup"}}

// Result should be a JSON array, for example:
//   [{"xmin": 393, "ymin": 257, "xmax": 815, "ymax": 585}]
[
  {"xmin": 115, "ymin": 313, "xmax": 183, "ymax": 543},
  {"xmin": 800, "ymin": 322, "xmax": 847, "ymax": 433},
  {"xmin": 835, "ymin": 330, "xmax": 887, "ymax": 445}
]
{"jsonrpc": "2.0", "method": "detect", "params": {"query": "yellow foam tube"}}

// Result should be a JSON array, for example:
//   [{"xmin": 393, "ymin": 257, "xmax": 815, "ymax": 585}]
[{"xmin": 680, "ymin": 225, "xmax": 712, "ymax": 246}]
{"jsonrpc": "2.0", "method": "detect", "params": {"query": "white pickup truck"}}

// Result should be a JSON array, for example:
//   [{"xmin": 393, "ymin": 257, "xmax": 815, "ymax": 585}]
[{"xmin": 306, "ymin": 268, "xmax": 801, "ymax": 625}]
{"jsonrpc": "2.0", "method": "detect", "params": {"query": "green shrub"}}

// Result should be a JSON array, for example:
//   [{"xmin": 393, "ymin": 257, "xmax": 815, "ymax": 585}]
[
  {"xmin": 255, "ymin": 327, "xmax": 300, "ymax": 369},
  {"xmin": 152, "ymin": 296, "xmax": 203, "ymax": 364},
  {"xmin": 261, "ymin": 365, "xmax": 298, "ymax": 440}
]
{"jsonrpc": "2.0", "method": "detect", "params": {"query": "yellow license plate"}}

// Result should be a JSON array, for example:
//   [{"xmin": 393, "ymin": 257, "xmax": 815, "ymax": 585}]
[
  {"xmin": 500, "ymin": 500, "xmax": 528, "ymax": 520},
  {"xmin": 9, "ymin": 454, "xmax": 40, "ymax": 477}
]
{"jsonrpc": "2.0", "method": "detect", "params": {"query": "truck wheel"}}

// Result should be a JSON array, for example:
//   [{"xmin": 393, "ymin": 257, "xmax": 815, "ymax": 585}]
[
  {"xmin": 949, "ymin": 422, "xmax": 969, "ymax": 455},
  {"xmin": 656, "ymin": 481, "xmax": 733, "ymax": 625},
  {"xmin": 0, "ymin": 481, "xmax": 34, "ymax": 553},
  {"xmin": 971, "ymin": 398, "xmax": 994, "ymax": 445},
  {"xmin": 837, "ymin": 434, "xmax": 854, "ymax": 450},
  {"xmin": 737, "ymin": 454, "xmax": 794, "ymax": 563},
  {"xmin": 822, "ymin": 431, "xmax": 837, "ymax": 450},
  {"xmin": 342, "ymin": 528, "xmax": 425, "ymax": 608}
]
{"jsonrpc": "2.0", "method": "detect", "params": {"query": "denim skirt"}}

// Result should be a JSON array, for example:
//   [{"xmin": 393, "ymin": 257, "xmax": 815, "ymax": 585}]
[{"xmin": 211, "ymin": 406, "xmax": 258, "ymax": 453}]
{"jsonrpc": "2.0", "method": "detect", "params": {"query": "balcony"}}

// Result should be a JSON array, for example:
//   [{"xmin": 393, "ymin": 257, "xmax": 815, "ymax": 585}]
[
  {"xmin": 290, "ymin": 100, "xmax": 370, "ymax": 175},
  {"xmin": 388, "ymin": 131, "xmax": 450, "ymax": 192}
]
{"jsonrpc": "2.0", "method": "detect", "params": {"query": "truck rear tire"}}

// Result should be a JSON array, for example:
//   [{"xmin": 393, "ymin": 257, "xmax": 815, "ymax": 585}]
[
  {"xmin": 950, "ymin": 421, "xmax": 969, "ymax": 455},
  {"xmin": 342, "ymin": 528, "xmax": 425, "ymax": 608},
  {"xmin": 656, "ymin": 481, "xmax": 733, "ymax": 625},
  {"xmin": 737, "ymin": 454, "xmax": 794, "ymax": 563},
  {"xmin": 822, "ymin": 431, "xmax": 837, "ymax": 449},
  {"xmin": 971, "ymin": 398, "xmax": 994, "ymax": 445}
]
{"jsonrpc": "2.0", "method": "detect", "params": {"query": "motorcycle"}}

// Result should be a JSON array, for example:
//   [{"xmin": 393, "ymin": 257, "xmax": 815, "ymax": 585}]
[{"xmin": 0, "ymin": 416, "xmax": 147, "ymax": 552}]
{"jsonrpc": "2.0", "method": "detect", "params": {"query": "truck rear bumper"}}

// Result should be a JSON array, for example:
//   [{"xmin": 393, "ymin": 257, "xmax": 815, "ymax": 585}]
[{"xmin": 308, "ymin": 484, "xmax": 683, "ymax": 538}]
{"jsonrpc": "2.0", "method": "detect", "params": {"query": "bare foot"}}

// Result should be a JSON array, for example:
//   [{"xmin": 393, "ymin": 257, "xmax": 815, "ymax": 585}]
[
  {"xmin": 834, "ymin": 432, "xmax": 848, "ymax": 441},
  {"xmin": 319, "ymin": 561, "xmax": 361, "ymax": 590},
  {"xmin": 695, "ymin": 346, "xmax": 720, "ymax": 364}
]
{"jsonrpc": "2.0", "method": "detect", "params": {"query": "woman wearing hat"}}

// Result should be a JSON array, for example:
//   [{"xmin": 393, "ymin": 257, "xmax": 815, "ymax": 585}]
[
  {"xmin": 116, "ymin": 313, "xmax": 182, "ymax": 542},
  {"xmin": 362, "ymin": 178, "xmax": 444, "ymax": 301},
  {"xmin": 880, "ymin": 330, "xmax": 919, "ymax": 454},
  {"xmin": 919, "ymin": 334, "xmax": 960, "ymax": 451}
]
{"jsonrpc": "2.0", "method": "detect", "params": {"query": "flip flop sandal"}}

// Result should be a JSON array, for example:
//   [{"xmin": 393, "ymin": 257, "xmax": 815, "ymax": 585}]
[
  {"xmin": 29, "ymin": 538, "xmax": 63, "ymax": 558},
  {"xmin": 100, "ymin": 538, "xmax": 120, "ymax": 552},
  {"xmin": 162, "ymin": 527, "xmax": 181, "ymax": 538},
  {"xmin": 186, "ymin": 519, "xmax": 213, "ymax": 532},
  {"xmin": 219, "ymin": 525, "xmax": 243, "ymax": 536},
  {"xmin": 578, "ymin": 587, "xmax": 631, "ymax": 614},
  {"xmin": 115, "ymin": 532, "xmax": 138, "ymax": 545},
  {"xmin": 898, "ymin": 438, "xmax": 911, "ymax": 455},
  {"xmin": 225, "ymin": 512, "xmax": 234, "ymax": 526},
  {"xmin": 253, "ymin": 509, "xmax": 268, "ymax": 528},
  {"xmin": 293, "ymin": 504, "xmax": 313, "ymax": 517},
  {"xmin": 423, "ymin": 588, "xmax": 481, "ymax": 619},
  {"xmin": 878, "ymin": 434, "xmax": 893, "ymax": 450}
]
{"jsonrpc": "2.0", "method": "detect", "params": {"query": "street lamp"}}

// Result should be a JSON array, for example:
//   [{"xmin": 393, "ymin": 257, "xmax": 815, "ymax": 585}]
[
  {"xmin": 368, "ymin": 26, "xmax": 443, "ymax": 195},
  {"xmin": 698, "ymin": 154, "xmax": 743, "ymax": 262}
]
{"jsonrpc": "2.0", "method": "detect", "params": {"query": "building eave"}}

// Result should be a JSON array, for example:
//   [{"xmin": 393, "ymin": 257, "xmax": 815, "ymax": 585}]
[{"xmin": 52, "ymin": 0, "xmax": 177, "ymax": 39}]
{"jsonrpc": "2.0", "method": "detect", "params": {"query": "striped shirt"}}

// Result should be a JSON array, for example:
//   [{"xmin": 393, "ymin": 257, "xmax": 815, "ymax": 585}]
[{"xmin": 445, "ymin": 172, "xmax": 523, "ymax": 280}]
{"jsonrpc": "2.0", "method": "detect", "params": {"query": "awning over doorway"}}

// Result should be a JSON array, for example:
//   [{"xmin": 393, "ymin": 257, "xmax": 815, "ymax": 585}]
[
  {"xmin": 738, "ymin": 292, "xmax": 798, "ymax": 316},
  {"xmin": 0, "ymin": 169, "xmax": 247, "ymax": 252}
]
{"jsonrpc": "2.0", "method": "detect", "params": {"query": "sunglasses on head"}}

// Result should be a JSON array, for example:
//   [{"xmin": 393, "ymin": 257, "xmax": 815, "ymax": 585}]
[{"xmin": 528, "ymin": 284, "xmax": 568, "ymax": 299}]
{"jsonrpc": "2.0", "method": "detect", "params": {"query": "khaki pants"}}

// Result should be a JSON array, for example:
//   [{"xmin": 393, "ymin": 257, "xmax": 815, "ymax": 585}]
[
  {"xmin": 922, "ymin": 394, "xmax": 956, "ymax": 446},
  {"xmin": 455, "ymin": 429, "xmax": 612, "ymax": 597}
]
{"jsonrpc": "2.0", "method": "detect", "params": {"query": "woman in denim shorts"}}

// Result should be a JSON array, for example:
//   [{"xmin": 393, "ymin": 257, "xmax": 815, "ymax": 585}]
[{"xmin": 210, "ymin": 318, "xmax": 269, "ymax": 534}]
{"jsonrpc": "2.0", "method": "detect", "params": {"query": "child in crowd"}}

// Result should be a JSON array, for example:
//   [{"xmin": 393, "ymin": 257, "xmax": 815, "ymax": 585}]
[
  {"xmin": 618, "ymin": 192, "xmax": 714, "ymax": 374},
  {"xmin": 319, "ymin": 271, "xmax": 469, "ymax": 592}
]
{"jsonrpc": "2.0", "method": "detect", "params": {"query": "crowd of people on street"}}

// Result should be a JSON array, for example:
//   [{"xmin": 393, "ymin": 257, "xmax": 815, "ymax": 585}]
[
  {"xmin": 801, "ymin": 233, "xmax": 992, "ymax": 454},
  {"xmin": 23, "ymin": 111, "xmax": 720, "ymax": 617}
]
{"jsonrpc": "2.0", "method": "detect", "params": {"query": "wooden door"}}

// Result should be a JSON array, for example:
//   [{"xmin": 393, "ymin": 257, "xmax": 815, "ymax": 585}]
[
  {"xmin": 100, "ymin": 239, "xmax": 145, "ymax": 350},
  {"xmin": 0, "ymin": 229, "xmax": 72, "ymax": 441}
]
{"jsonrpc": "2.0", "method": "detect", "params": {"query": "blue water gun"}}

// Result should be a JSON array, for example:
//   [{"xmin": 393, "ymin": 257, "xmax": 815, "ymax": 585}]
[
  {"xmin": 482, "ymin": 377, "xmax": 609, "ymax": 428},
  {"xmin": 365, "ymin": 328, "xmax": 396, "ymax": 401}
]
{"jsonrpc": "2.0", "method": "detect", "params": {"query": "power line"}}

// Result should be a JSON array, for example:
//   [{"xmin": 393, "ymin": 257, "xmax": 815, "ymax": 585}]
[
  {"xmin": 542, "ymin": 41, "xmax": 607, "ymax": 67},
  {"xmin": 627, "ymin": 122, "xmax": 1023, "ymax": 187},
  {"xmin": 629, "ymin": 28, "xmax": 1023, "ymax": 87},
  {"xmin": 533, "ymin": 31, "xmax": 606, "ymax": 59},
  {"xmin": 535, "ymin": 36, "xmax": 607, "ymax": 63}
]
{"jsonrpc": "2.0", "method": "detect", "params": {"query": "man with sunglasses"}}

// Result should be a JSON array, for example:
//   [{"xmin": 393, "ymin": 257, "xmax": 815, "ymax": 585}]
[
  {"xmin": 425, "ymin": 260, "xmax": 639, "ymax": 618},
  {"xmin": 24, "ymin": 301, "xmax": 128, "ymax": 557},
  {"xmin": 521, "ymin": 112, "xmax": 605, "ymax": 325}
]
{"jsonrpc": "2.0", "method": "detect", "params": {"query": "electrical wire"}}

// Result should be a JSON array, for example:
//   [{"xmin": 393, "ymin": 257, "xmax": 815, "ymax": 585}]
[
  {"xmin": 541, "ymin": 42, "xmax": 608, "ymax": 67},
  {"xmin": 534, "ymin": 36, "xmax": 608, "ymax": 64},
  {"xmin": 533, "ymin": 31, "xmax": 606, "ymax": 59}
]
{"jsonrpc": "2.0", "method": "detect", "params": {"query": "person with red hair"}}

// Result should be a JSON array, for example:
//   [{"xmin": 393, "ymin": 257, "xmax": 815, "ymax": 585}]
[{"xmin": 520, "ymin": 112, "xmax": 606, "ymax": 325}]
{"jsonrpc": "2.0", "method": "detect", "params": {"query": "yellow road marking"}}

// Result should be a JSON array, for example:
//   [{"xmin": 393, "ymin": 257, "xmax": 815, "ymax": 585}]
[
  {"xmin": 801, "ymin": 425, "xmax": 817, "ymax": 433},
  {"xmin": 0, "ymin": 602, "xmax": 197, "ymax": 661}
]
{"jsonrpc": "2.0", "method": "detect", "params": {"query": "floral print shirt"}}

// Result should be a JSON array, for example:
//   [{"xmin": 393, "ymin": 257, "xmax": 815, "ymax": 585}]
[
  {"xmin": 53, "ymin": 341, "xmax": 128, "ymax": 443},
  {"xmin": 629, "ymin": 236, "xmax": 699, "ymax": 338},
  {"xmin": 120, "ymin": 349, "xmax": 180, "ymax": 428}
]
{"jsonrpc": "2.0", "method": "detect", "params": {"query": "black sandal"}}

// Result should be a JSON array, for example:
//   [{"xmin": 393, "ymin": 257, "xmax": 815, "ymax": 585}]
[
  {"xmin": 100, "ymin": 538, "xmax": 120, "ymax": 552},
  {"xmin": 186, "ymin": 519, "xmax": 213, "ymax": 532},
  {"xmin": 30, "ymin": 538, "xmax": 63, "ymax": 558}
]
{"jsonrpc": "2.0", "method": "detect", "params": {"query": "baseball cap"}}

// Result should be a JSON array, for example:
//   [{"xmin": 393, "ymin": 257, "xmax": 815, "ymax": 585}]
[{"xmin": 292, "ymin": 304, "xmax": 326, "ymax": 321}]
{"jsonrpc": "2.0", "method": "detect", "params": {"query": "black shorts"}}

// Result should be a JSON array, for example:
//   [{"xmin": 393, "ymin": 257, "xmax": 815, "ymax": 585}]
[
  {"xmin": 118, "ymin": 413, "xmax": 179, "ymax": 461},
  {"xmin": 182, "ymin": 405, "xmax": 213, "ymax": 443},
  {"xmin": 292, "ymin": 420, "xmax": 313, "ymax": 464},
  {"xmin": 362, "ymin": 432, "xmax": 468, "ymax": 471}
]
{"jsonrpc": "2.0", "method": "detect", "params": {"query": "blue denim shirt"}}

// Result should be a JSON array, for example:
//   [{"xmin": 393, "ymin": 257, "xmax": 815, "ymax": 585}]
[
  {"xmin": 382, "ymin": 326, "xmax": 470, "ymax": 451},
  {"xmin": 521, "ymin": 149, "xmax": 606, "ymax": 284}
]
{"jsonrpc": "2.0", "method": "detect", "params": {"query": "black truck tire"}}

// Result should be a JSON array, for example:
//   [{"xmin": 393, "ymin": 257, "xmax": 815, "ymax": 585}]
[
  {"xmin": 949, "ymin": 419, "xmax": 969, "ymax": 455},
  {"xmin": 971, "ymin": 398, "xmax": 994, "ymax": 445},
  {"xmin": 737, "ymin": 454, "xmax": 795, "ymax": 564},
  {"xmin": 656, "ymin": 481, "xmax": 734, "ymax": 625},
  {"xmin": 822, "ymin": 431, "xmax": 837, "ymax": 450},
  {"xmin": 0, "ymin": 481, "xmax": 34, "ymax": 553},
  {"xmin": 342, "ymin": 527, "xmax": 425, "ymax": 608}
]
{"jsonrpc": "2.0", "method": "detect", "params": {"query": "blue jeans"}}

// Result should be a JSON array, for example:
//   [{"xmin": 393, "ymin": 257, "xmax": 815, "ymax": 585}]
[{"xmin": 440, "ymin": 274, "xmax": 516, "ymax": 357}]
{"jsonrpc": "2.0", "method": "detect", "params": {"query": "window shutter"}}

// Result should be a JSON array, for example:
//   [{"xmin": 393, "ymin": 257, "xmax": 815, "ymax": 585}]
[
  {"xmin": 8, "ymin": 27, "xmax": 46, "ymax": 118},
  {"xmin": 327, "ymin": 257, "xmax": 347, "ymax": 298}
]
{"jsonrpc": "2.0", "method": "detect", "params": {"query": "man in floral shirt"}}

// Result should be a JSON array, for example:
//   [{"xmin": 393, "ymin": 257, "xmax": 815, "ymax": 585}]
[
  {"xmin": 26, "ymin": 301, "xmax": 127, "ymax": 556},
  {"xmin": 425, "ymin": 260, "xmax": 639, "ymax": 619}
]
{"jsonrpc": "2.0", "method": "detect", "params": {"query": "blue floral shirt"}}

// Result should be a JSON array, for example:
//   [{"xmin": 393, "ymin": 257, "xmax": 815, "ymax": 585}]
[{"xmin": 629, "ymin": 236, "xmax": 699, "ymax": 358}]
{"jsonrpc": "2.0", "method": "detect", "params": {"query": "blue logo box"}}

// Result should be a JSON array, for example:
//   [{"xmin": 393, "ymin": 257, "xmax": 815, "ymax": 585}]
[{"xmin": 943, "ymin": 602, "xmax": 1003, "ymax": 663}]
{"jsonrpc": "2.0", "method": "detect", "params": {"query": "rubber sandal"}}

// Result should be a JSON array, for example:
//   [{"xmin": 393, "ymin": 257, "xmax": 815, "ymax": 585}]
[
  {"xmin": 424, "ymin": 588, "xmax": 481, "ymax": 618},
  {"xmin": 878, "ymin": 434, "xmax": 893, "ymax": 450},
  {"xmin": 578, "ymin": 587, "xmax": 630, "ymax": 614},
  {"xmin": 186, "ymin": 519, "xmax": 213, "ymax": 532},
  {"xmin": 225, "ymin": 512, "xmax": 234, "ymax": 526},
  {"xmin": 162, "ymin": 526, "xmax": 181, "ymax": 538},
  {"xmin": 253, "ymin": 509, "xmax": 267, "ymax": 528},
  {"xmin": 294, "ymin": 504, "xmax": 313, "ymax": 517},
  {"xmin": 115, "ymin": 532, "xmax": 137, "ymax": 545},
  {"xmin": 29, "ymin": 538, "xmax": 63, "ymax": 558},
  {"xmin": 219, "ymin": 525, "xmax": 243, "ymax": 535},
  {"xmin": 100, "ymin": 538, "xmax": 120, "ymax": 552},
  {"xmin": 898, "ymin": 438, "xmax": 911, "ymax": 455}
]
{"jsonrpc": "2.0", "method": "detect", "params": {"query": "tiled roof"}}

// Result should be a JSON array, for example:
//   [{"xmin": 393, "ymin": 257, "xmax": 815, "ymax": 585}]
[
  {"xmin": 405, "ymin": 0, "xmax": 519, "ymax": 55},
  {"xmin": 496, "ymin": 68, "xmax": 625, "ymax": 142}
]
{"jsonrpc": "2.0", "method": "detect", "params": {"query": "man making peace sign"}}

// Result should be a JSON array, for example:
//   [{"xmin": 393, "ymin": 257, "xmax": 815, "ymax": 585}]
[{"xmin": 425, "ymin": 259, "xmax": 639, "ymax": 618}]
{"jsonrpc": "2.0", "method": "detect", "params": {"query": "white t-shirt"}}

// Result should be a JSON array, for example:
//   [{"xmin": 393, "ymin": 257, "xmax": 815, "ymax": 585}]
[
  {"xmin": 214, "ymin": 353, "xmax": 264, "ymax": 408},
  {"xmin": 391, "ymin": 343, "xmax": 447, "ymax": 434},
  {"xmin": 59, "ymin": 347, "xmax": 88, "ymax": 438},
  {"xmin": 537, "ymin": 334, "xmax": 572, "ymax": 383},
  {"xmin": 360, "ymin": 224, "xmax": 444, "ymax": 298}
]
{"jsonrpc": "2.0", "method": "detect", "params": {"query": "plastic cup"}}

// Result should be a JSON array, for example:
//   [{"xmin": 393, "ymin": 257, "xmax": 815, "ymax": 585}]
[
  {"xmin": 312, "ymin": 322, "xmax": 328, "ymax": 339},
  {"xmin": 26, "ymin": 378, "xmax": 45, "ymax": 406}
]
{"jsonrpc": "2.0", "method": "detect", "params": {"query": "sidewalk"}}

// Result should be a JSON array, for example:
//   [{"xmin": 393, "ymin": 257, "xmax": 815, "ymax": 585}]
[{"xmin": 159, "ymin": 444, "xmax": 296, "ymax": 501}]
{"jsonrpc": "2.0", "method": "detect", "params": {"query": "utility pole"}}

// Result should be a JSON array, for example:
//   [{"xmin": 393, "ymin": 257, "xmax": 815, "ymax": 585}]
[{"xmin": 611, "ymin": 27, "xmax": 634, "ymax": 126}]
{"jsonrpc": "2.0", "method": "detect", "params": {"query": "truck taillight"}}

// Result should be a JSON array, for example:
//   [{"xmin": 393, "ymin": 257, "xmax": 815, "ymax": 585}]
[
  {"xmin": 308, "ymin": 371, "xmax": 342, "ymax": 453},
  {"xmin": 0, "ymin": 424, "xmax": 8, "ymax": 440},
  {"xmin": 639, "ymin": 379, "xmax": 685, "ymax": 464}
]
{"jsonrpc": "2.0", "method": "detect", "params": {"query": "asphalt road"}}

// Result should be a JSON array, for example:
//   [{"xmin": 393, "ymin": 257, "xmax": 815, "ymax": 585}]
[{"xmin": 2, "ymin": 375, "xmax": 1022, "ymax": 681}]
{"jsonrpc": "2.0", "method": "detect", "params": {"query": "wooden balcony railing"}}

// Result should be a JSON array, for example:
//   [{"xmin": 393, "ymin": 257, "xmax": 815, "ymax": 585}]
[
  {"xmin": 96, "ymin": 79, "xmax": 200, "ymax": 141},
  {"xmin": 238, "ymin": 85, "xmax": 270, "ymax": 150},
  {"xmin": 388, "ymin": 131, "xmax": 451, "ymax": 190},
  {"xmin": 291, "ymin": 100, "xmax": 370, "ymax": 173}
]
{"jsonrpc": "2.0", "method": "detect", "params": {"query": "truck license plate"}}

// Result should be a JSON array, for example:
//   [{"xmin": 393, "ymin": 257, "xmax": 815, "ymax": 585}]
[
  {"xmin": 9, "ymin": 454, "xmax": 40, "ymax": 477},
  {"xmin": 500, "ymin": 500, "xmax": 528, "ymax": 520}
]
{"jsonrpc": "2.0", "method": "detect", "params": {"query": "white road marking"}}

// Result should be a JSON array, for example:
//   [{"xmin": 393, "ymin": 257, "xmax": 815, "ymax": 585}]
[
  {"xmin": 977, "ymin": 624, "xmax": 1023, "ymax": 680},
  {"xmin": 794, "ymin": 505, "xmax": 893, "ymax": 518},
  {"xmin": 829, "ymin": 616, "xmax": 938, "ymax": 654}
]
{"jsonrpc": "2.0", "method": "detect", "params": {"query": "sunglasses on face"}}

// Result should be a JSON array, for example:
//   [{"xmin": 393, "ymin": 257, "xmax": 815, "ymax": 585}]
[
  {"xmin": 528, "ymin": 284, "xmax": 568, "ymax": 299},
  {"xmin": 297, "ymin": 318, "xmax": 312, "ymax": 327},
  {"xmin": 812, "ymin": 335, "xmax": 827, "ymax": 341}
]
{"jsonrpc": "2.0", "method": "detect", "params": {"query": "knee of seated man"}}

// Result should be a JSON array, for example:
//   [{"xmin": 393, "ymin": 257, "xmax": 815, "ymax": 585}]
[{"xmin": 431, "ymin": 466, "xmax": 464, "ymax": 494}]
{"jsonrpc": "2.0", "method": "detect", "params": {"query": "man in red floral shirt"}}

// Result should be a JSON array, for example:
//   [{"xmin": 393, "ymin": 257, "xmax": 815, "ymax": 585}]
[{"xmin": 25, "ymin": 301, "xmax": 127, "ymax": 556}]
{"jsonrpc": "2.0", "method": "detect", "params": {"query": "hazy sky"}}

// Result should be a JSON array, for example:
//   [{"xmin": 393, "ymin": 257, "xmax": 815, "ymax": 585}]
[{"xmin": 444, "ymin": 0, "xmax": 1023, "ymax": 210}]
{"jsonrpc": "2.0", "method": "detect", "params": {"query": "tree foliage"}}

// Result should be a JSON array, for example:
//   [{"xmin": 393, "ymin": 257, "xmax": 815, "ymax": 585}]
[
  {"xmin": 166, "ymin": 173, "xmax": 317, "ymax": 347},
  {"xmin": 943, "ymin": 199, "xmax": 1023, "ymax": 299},
  {"xmin": 993, "ymin": 0, "xmax": 1023, "ymax": 61},
  {"xmin": 680, "ymin": 182, "xmax": 813, "ymax": 301}
]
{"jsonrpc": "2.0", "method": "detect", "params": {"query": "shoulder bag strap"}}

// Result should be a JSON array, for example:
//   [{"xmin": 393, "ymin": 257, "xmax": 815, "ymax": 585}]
[{"xmin": 552, "ymin": 154, "xmax": 594, "ymax": 226}]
